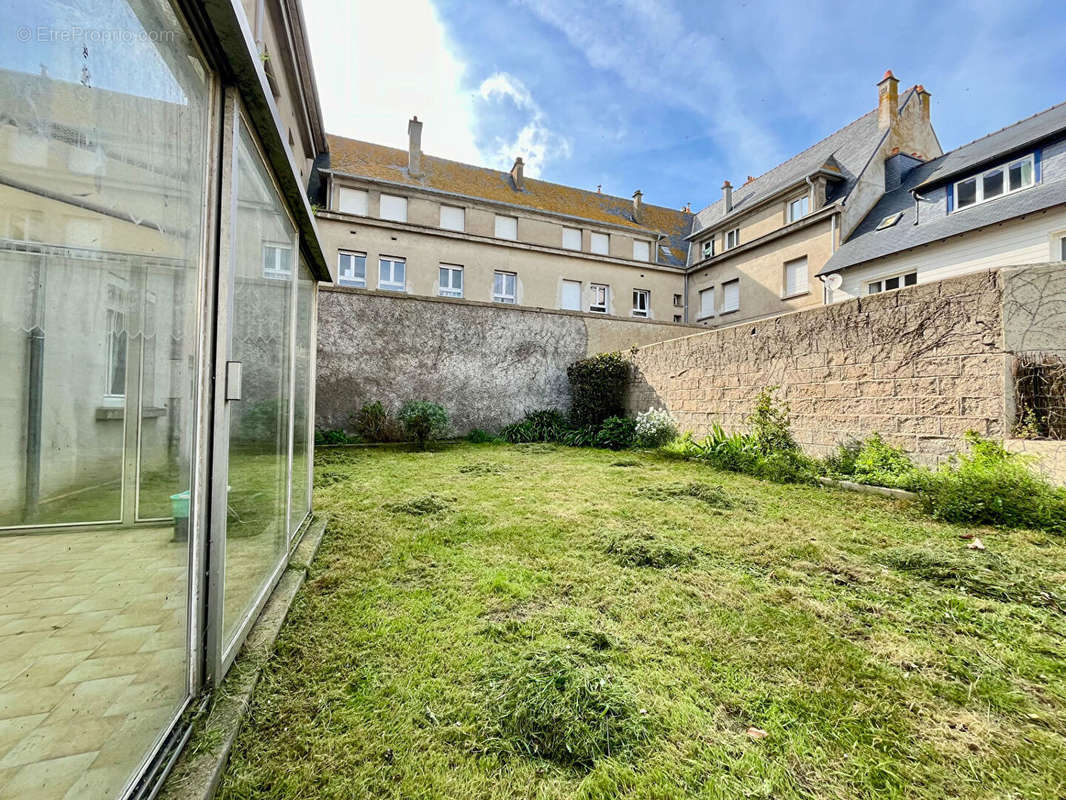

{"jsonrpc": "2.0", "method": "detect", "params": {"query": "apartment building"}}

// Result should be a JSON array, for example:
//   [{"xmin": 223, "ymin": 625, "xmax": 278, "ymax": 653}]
[
  {"xmin": 820, "ymin": 101, "xmax": 1066, "ymax": 296},
  {"xmin": 685, "ymin": 72, "xmax": 942, "ymax": 326},
  {"xmin": 315, "ymin": 119, "xmax": 693, "ymax": 323}
]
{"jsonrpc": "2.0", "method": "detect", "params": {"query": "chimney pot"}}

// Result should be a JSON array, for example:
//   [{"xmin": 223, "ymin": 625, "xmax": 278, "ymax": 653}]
[
  {"xmin": 632, "ymin": 189, "xmax": 643, "ymax": 223},
  {"xmin": 510, "ymin": 157, "xmax": 524, "ymax": 191},
  {"xmin": 877, "ymin": 70, "xmax": 899, "ymax": 131},
  {"xmin": 722, "ymin": 180, "xmax": 733, "ymax": 212},
  {"xmin": 407, "ymin": 116, "xmax": 424, "ymax": 177}
]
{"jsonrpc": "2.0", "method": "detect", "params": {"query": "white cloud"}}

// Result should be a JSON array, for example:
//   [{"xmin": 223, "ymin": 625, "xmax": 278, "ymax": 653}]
[
  {"xmin": 475, "ymin": 72, "xmax": 571, "ymax": 178},
  {"xmin": 302, "ymin": 0, "xmax": 482, "ymax": 164}
]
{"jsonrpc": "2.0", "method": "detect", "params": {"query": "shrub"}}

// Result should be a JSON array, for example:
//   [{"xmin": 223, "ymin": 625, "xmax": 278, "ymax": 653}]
[
  {"xmin": 466, "ymin": 428, "xmax": 499, "ymax": 444},
  {"xmin": 662, "ymin": 421, "xmax": 816, "ymax": 485},
  {"xmin": 916, "ymin": 433, "xmax": 1066, "ymax": 532},
  {"xmin": 746, "ymin": 386, "xmax": 797, "ymax": 456},
  {"xmin": 351, "ymin": 401, "xmax": 394, "ymax": 442},
  {"xmin": 483, "ymin": 646, "xmax": 647, "ymax": 767},
  {"xmin": 594, "ymin": 416, "xmax": 636, "ymax": 450},
  {"xmin": 562, "ymin": 424, "xmax": 600, "ymax": 448},
  {"xmin": 314, "ymin": 428, "xmax": 355, "ymax": 445},
  {"xmin": 398, "ymin": 401, "xmax": 449, "ymax": 449},
  {"xmin": 825, "ymin": 433, "xmax": 920, "ymax": 489},
  {"xmin": 501, "ymin": 409, "xmax": 568, "ymax": 443},
  {"xmin": 634, "ymin": 408, "xmax": 678, "ymax": 448},
  {"xmin": 567, "ymin": 352, "xmax": 629, "ymax": 426}
]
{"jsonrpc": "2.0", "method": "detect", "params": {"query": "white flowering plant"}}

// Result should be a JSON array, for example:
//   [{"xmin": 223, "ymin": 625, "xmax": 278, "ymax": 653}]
[{"xmin": 634, "ymin": 407, "xmax": 679, "ymax": 448}]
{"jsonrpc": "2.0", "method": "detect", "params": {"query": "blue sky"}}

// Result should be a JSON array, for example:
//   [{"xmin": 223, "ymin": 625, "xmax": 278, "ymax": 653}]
[{"xmin": 305, "ymin": 0, "xmax": 1066, "ymax": 213}]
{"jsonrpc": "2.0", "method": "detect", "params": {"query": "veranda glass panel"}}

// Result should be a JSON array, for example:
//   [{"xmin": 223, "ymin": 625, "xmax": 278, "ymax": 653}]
[
  {"xmin": 222, "ymin": 121, "xmax": 296, "ymax": 649},
  {"xmin": 0, "ymin": 0, "xmax": 208, "ymax": 796},
  {"xmin": 290, "ymin": 260, "xmax": 314, "ymax": 535}
]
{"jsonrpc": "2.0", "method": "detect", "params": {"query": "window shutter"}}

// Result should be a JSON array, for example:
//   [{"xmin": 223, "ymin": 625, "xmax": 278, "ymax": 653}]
[
  {"xmin": 946, "ymin": 184, "xmax": 953, "ymax": 214},
  {"xmin": 1034, "ymin": 148, "xmax": 1043, "ymax": 182}
]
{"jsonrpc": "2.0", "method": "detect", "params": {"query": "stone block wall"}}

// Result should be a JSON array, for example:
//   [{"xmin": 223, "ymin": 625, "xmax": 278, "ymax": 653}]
[{"xmin": 626, "ymin": 270, "xmax": 1011, "ymax": 463}]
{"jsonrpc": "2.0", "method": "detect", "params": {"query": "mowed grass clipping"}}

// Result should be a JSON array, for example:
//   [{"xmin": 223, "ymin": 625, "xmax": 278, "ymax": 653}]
[{"xmin": 219, "ymin": 443, "xmax": 1066, "ymax": 800}]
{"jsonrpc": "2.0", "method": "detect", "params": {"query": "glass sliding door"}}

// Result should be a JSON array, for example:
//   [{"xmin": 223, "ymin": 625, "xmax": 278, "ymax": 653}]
[
  {"xmin": 219, "ymin": 118, "xmax": 297, "ymax": 654},
  {"xmin": 289, "ymin": 260, "xmax": 315, "ymax": 536},
  {"xmin": 0, "ymin": 0, "xmax": 210, "ymax": 797}
]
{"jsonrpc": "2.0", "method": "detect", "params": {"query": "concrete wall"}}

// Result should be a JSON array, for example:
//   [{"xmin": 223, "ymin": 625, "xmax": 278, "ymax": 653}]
[
  {"xmin": 315, "ymin": 287, "xmax": 697, "ymax": 434},
  {"xmin": 627, "ymin": 269, "xmax": 1031, "ymax": 465}
]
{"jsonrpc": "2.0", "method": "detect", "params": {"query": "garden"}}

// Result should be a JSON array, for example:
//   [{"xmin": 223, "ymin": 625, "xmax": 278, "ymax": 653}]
[{"xmin": 218, "ymin": 353, "xmax": 1066, "ymax": 799}]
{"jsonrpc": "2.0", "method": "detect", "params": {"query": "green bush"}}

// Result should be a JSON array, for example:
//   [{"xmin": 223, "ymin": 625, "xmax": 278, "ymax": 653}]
[
  {"xmin": 746, "ymin": 386, "xmax": 797, "ymax": 456},
  {"xmin": 314, "ymin": 428, "xmax": 356, "ymax": 445},
  {"xmin": 825, "ymin": 433, "xmax": 921, "ymax": 489},
  {"xmin": 465, "ymin": 428, "xmax": 499, "ymax": 444},
  {"xmin": 916, "ymin": 433, "xmax": 1066, "ymax": 532},
  {"xmin": 567, "ymin": 352, "xmax": 629, "ymax": 426},
  {"xmin": 634, "ymin": 408, "xmax": 678, "ymax": 448},
  {"xmin": 562, "ymin": 424, "xmax": 600, "ymax": 447},
  {"xmin": 594, "ymin": 416, "xmax": 636, "ymax": 450},
  {"xmin": 398, "ymin": 401, "xmax": 449, "ymax": 449},
  {"xmin": 351, "ymin": 401, "xmax": 394, "ymax": 442},
  {"xmin": 501, "ymin": 410, "xmax": 568, "ymax": 443}
]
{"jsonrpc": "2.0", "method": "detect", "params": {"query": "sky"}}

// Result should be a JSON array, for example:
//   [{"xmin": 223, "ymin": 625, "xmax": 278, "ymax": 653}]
[{"xmin": 303, "ymin": 0, "xmax": 1066, "ymax": 213}]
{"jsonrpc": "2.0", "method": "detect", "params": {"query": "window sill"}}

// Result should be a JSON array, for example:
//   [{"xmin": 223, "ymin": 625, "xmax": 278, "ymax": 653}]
[
  {"xmin": 696, "ymin": 314, "xmax": 714, "ymax": 321},
  {"xmin": 338, "ymin": 281, "xmax": 366, "ymax": 289},
  {"xmin": 96, "ymin": 406, "xmax": 168, "ymax": 421},
  {"xmin": 782, "ymin": 290, "xmax": 810, "ymax": 300},
  {"xmin": 719, "ymin": 308, "xmax": 739, "ymax": 315}
]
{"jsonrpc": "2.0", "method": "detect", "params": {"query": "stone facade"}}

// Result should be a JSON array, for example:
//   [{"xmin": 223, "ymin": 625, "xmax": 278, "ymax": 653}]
[
  {"xmin": 626, "ymin": 269, "xmax": 1016, "ymax": 463},
  {"xmin": 316, "ymin": 287, "xmax": 696, "ymax": 434}
]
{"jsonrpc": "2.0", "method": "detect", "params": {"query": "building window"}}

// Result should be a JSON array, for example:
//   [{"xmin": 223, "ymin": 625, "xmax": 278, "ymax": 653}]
[
  {"xmin": 590, "ymin": 232, "xmax": 609, "ymax": 255},
  {"xmin": 338, "ymin": 251, "xmax": 366, "ymax": 287},
  {"xmin": 788, "ymin": 195, "xmax": 809, "ymax": 222},
  {"xmin": 379, "ymin": 194, "xmax": 408, "ymax": 222},
  {"xmin": 783, "ymin": 256, "xmax": 808, "ymax": 297},
  {"xmin": 104, "ymin": 280, "xmax": 128, "ymax": 399},
  {"xmin": 673, "ymin": 293, "xmax": 683, "ymax": 307},
  {"xmin": 493, "ymin": 270, "xmax": 517, "ymax": 303},
  {"xmin": 440, "ymin": 205, "xmax": 465, "ymax": 232},
  {"xmin": 633, "ymin": 240, "xmax": 650, "ymax": 261},
  {"xmin": 439, "ymin": 264, "xmax": 463, "ymax": 298},
  {"xmin": 262, "ymin": 242, "xmax": 292, "ymax": 279},
  {"xmin": 725, "ymin": 228, "xmax": 740, "ymax": 250},
  {"xmin": 721, "ymin": 279, "xmax": 740, "ymax": 312},
  {"xmin": 338, "ymin": 187, "xmax": 368, "ymax": 215},
  {"xmin": 698, "ymin": 287, "xmax": 714, "ymax": 319},
  {"xmin": 378, "ymin": 256, "xmax": 406, "ymax": 291},
  {"xmin": 867, "ymin": 272, "xmax": 917, "ymax": 294},
  {"xmin": 702, "ymin": 238, "xmax": 715, "ymax": 259},
  {"xmin": 632, "ymin": 289, "xmax": 650, "ymax": 317},
  {"xmin": 561, "ymin": 279, "xmax": 581, "ymax": 310},
  {"xmin": 1058, "ymin": 235, "xmax": 1066, "ymax": 261},
  {"xmin": 495, "ymin": 215, "xmax": 518, "ymax": 240},
  {"xmin": 562, "ymin": 227, "xmax": 582, "ymax": 250},
  {"xmin": 590, "ymin": 283, "xmax": 609, "ymax": 313},
  {"xmin": 953, "ymin": 154, "xmax": 1035, "ymax": 211},
  {"xmin": 673, "ymin": 314, "xmax": 682, "ymax": 323}
]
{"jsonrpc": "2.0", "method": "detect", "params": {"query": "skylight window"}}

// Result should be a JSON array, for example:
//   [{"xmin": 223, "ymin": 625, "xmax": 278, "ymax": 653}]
[
  {"xmin": 953, "ymin": 154, "xmax": 1036, "ymax": 212},
  {"xmin": 876, "ymin": 211, "xmax": 904, "ymax": 230}
]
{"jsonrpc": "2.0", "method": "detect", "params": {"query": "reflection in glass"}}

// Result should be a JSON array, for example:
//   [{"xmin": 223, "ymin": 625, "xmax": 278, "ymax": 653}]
[
  {"xmin": 222, "ymin": 122, "xmax": 295, "ymax": 649},
  {"xmin": 290, "ymin": 260, "xmax": 314, "ymax": 535},
  {"xmin": 0, "ymin": 0, "xmax": 206, "ymax": 797}
]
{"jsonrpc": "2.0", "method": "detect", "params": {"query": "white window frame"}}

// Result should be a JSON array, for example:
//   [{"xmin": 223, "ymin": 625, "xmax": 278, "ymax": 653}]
[
  {"xmin": 952, "ymin": 154, "xmax": 1036, "ymax": 212},
  {"xmin": 338, "ymin": 187, "xmax": 368, "ymax": 216},
  {"xmin": 721, "ymin": 279, "xmax": 740, "ymax": 313},
  {"xmin": 337, "ymin": 250, "xmax": 367, "ymax": 287},
  {"xmin": 378, "ymin": 256, "xmax": 406, "ymax": 291},
  {"xmin": 701, "ymin": 238, "xmax": 715, "ymax": 259},
  {"xmin": 438, "ymin": 264, "xmax": 463, "ymax": 298},
  {"xmin": 590, "ymin": 283, "xmax": 609, "ymax": 313},
  {"xmin": 262, "ymin": 241, "xmax": 292, "ymax": 280},
  {"xmin": 590, "ymin": 231, "xmax": 609, "ymax": 255},
  {"xmin": 493, "ymin": 270, "xmax": 517, "ymax": 304},
  {"xmin": 561, "ymin": 279, "xmax": 582, "ymax": 310},
  {"xmin": 866, "ymin": 271, "xmax": 917, "ymax": 295},
  {"xmin": 698, "ymin": 287, "xmax": 714, "ymax": 320},
  {"xmin": 562, "ymin": 227, "xmax": 582, "ymax": 250},
  {"xmin": 439, "ymin": 204, "xmax": 465, "ymax": 232},
  {"xmin": 725, "ymin": 228, "xmax": 740, "ymax": 250},
  {"xmin": 783, "ymin": 256, "xmax": 809, "ymax": 298},
  {"xmin": 379, "ymin": 193, "xmax": 408, "ymax": 222},
  {"xmin": 495, "ymin": 215, "xmax": 518, "ymax": 240},
  {"xmin": 104, "ymin": 278, "xmax": 128, "ymax": 401},
  {"xmin": 787, "ymin": 194, "xmax": 809, "ymax": 223},
  {"xmin": 633, "ymin": 239, "xmax": 650, "ymax": 262},
  {"xmin": 632, "ymin": 289, "xmax": 650, "ymax": 318},
  {"xmin": 1053, "ymin": 231, "xmax": 1066, "ymax": 262}
]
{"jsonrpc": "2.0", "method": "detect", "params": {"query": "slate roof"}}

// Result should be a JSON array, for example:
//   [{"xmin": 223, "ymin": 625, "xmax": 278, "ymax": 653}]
[
  {"xmin": 325, "ymin": 134, "xmax": 694, "ymax": 267},
  {"xmin": 821, "ymin": 102, "xmax": 1066, "ymax": 275},
  {"xmin": 689, "ymin": 88, "xmax": 918, "ymax": 238}
]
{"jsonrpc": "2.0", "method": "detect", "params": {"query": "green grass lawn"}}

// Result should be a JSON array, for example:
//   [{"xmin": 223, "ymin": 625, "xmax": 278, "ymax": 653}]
[{"xmin": 219, "ymin": 443, "xmax": 1066, "ymax": 800}]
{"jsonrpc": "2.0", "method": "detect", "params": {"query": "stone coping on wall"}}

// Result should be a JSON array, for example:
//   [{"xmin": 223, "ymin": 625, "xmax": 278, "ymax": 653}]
[{"xmin": 320, "ymin": 284, "xmax": 704, "ymax": 330}]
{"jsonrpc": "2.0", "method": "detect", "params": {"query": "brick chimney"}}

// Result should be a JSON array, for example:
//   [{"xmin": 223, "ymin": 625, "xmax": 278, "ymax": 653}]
[
  {"xmin": 632, "ymin": 189, "xmax": 643, "ymax": 223},
  {"xmin": 877, "ymin": 70, "xmax": 899, "ymax": 131},
  {"xmin": 916, "ymin": 84, "xmax": 932, "ymax": 126},
  {"xmin": 722, "ymin": 180, "xmax": 733, "ymax": 212},
  {"xmin": 408, "ymin": 116, "xmax": 423, "ymax": 177},
  {"xmin": 510, "ymin": 157, "xmax": 524, "ymax": 191}
]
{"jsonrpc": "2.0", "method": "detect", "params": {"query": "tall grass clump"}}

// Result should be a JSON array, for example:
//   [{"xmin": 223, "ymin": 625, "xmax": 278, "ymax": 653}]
[
  {"xmin": 483, "ymin": 645, "xmax": 647, "ymax": 768},
  {"xmin": 501, "ymin": 409, "xmax": 569, "ymax": 443},
  {"xmin": 824, "ymin": 433, "xmax": 921, "ymax": 490}
]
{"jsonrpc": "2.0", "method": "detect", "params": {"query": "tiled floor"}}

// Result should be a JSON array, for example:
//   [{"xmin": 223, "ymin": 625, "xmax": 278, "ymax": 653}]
[{"xmin": 0, "ymin": 527, "xmax": 188, "ymax": 800}]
